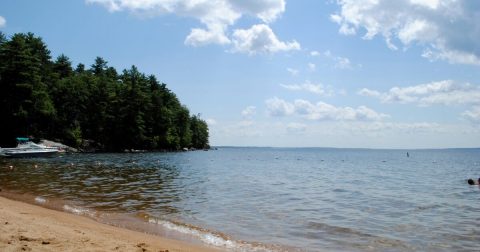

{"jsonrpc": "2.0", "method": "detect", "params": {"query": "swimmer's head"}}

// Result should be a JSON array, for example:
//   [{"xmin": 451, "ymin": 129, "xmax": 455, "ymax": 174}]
[{"xmin": 468, "ymin": 179, "xmax": 475, "ymax": 185}]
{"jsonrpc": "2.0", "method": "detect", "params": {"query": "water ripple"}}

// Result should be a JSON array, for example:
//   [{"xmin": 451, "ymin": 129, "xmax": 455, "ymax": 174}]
[{"xmin": 1, "ymin": 148, "xmax": 480, "ymax": 251}]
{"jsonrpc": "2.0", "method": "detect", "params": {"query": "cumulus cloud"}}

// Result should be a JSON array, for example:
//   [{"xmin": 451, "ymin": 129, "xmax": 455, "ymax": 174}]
[
  {"xmin": 280, "ymin": 81, "xmax": 333, "ymax": 96},
  {"xmin": 265, "ymin": 97, "xmax": 295, "ymax": 116},
  {"xmin": 358, "ymin": 88, "xmax": 382, "ymax": 98},
  {"xmin": 358, "ymin": 80, "xmax": 480, "ymax": 106},
  {"xmin": 230, "ymin": 0, "xmax": 285, "ymax": 23},
  {"xmin": 87, "ymin": 0, "xmax": 298, "ymax": 54},
  {"xmin": 265, "ymin": 97, "xmax": 388, "ymax": 121},
  {"xmin": 185, "ymin": 25, "xmax": 231, "ymax": 46},
  {"xmin": 241, "ymin": 106, "xmax": 257, "ymax": 118},
  {"xmin": 310, "ymin": 50, "xmax": 320, "ymax": 56},
  {"xmin": 0, "ymin": 16, "xmax": 6, "ymax": 28},
  {"xmin": 87, "ymin": 0, "xmax": 285, "ymax": 23},
  {"xmin": 231, "ymin": 24, "xmax": 300, "ymax": 55},
  {"xmin": 331, "ymin": 0, "xmax": 480, "ymax": 65},
  {"xmin": 308, "ymin": 63, "xmax": 316, "ymax": 71},
  {"xmin": 87, "ymin": 0, "xmax": 238, "ymax": 46}
]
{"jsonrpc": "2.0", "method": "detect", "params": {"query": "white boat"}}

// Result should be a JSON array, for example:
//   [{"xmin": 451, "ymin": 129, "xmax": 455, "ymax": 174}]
[{"xmin": 0, "ymin": 138, "xmax": 59, "ymax": 158}]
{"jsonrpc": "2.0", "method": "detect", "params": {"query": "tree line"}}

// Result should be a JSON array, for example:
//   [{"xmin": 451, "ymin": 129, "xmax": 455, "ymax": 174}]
[{"xmin": 0, "ymin": 32, "xmax": 209, "ymax": 151}]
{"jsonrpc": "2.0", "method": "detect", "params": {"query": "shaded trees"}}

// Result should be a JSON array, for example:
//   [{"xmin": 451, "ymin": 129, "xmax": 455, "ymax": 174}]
[
  {"xmin": 0, "ymin": 33, "xmax": 55, "ymax": 145},
  {"xmin": 190, "ymin": 114, "xmax": 209, "ymax": 149},
  {"xmin": 0, "ymin": 32, "xmax": 209, "ymax": 150}
]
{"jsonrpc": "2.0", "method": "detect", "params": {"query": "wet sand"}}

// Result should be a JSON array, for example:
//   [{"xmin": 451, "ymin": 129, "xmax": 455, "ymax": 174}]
[{"xmin": 0, "ymin": 196, "xmax": 219, "ymax": 252}]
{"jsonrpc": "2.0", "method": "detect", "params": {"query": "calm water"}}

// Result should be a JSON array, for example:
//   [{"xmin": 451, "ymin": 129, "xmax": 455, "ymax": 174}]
[{"xmin": 1, "ymin": 148, "xmax": 480, "ymax": 251}]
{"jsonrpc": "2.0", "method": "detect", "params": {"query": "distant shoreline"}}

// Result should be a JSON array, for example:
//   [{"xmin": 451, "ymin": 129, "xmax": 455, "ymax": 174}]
[{"xmin": 214, "ymin": 146, "xmax": 480, "ymax": 150}]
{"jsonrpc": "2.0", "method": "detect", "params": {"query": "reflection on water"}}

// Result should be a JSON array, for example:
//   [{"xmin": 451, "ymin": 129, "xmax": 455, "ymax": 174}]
[
  {"xmin": 1, "ymin": 148, "xmax": 480, "ymax": 251},
  {"xmin": 0, "ymin": 154, "xmax": 183, "ymax": 216}
]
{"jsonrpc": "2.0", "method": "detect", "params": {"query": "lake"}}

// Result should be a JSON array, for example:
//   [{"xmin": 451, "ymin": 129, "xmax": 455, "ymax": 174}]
[{"xmin": 1, "ymin": 147, "xmax": 479, "ymax": 251}]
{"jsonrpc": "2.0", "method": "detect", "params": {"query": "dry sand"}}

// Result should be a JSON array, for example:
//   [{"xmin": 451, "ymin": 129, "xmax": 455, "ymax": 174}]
[{"xmin": 0, "ymin": 196, "xmax": 220, "ymax": 252}]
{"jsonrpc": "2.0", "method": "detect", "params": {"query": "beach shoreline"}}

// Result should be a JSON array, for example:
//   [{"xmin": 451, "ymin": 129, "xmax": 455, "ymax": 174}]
[{"xmin": 0, "ymin": 196, "xmax": 220, "ymax": 252}]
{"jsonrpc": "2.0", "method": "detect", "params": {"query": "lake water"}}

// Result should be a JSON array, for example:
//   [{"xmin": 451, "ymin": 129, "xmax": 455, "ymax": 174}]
[{"xmin": 1, "ymin": 147, "xmax": 479, "ymax": 251}]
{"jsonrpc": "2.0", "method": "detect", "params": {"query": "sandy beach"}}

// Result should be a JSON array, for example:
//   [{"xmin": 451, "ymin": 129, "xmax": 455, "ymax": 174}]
[{"xmin": 0, "ymin": 196, "xmax": 219, "ymax": 252}]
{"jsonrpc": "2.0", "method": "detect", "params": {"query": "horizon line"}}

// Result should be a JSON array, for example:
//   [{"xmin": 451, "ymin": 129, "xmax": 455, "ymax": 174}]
[{"xmin": 212, "ymin": 145, "xmax": 480, "ymax": 150}]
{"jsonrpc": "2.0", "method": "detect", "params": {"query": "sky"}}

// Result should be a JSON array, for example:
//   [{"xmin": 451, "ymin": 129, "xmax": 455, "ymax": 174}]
[{"xmin": 1, "ymin": 0, "xmax": 480, "ymax": 149}]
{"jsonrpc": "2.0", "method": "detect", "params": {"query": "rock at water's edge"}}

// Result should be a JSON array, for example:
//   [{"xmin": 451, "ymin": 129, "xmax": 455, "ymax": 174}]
[{"xmin": 39, "ymin": 139, "xmax": 78, "ymax": 153}]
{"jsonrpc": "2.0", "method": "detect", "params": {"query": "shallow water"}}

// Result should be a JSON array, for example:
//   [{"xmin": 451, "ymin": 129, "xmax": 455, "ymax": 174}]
[{"xmin": 1, "ymin": 148, "xmax": 480, "ymax": 251}]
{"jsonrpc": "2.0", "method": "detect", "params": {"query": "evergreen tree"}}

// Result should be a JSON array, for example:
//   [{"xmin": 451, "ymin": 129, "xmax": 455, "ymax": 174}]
[
  {"xmin": 190, "ymin": 114, "xmax": 209, "ymax": 149},
  {"xmin": 0, "ymin": 32, "xmax": 209, "ymax": 151},
  {"xmin": 0, "ymin": 33, "xmax": 55, "ymax": 145},
  {"xmin": 53, "ymin": 54, "xmax": 73, "ymax": 79}
]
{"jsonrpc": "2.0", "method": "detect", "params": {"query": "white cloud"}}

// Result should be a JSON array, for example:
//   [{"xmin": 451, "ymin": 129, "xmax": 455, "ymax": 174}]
[
  {"xmin": 397, "ymin": 19, "xmax": 437, "ymax": 45},
  {"xmin": 410, "ymin": 0, "xmax": 440, "ymax": 9},
  {"xmin": 358, "ymin": 88, "xmax": 382, "ymax": 98},
  {"xmin": 422, "ymin": 46, "xmax": 480, "ymax": 65},
  {"xmin": 310, "ymin": 50, "xmax": 320, "ymax": 56},
  {"xmin": 266, "ymin": 97, "xmax": 388, "ymax": 121},
  {"xmin": 87, "ymin": 0, "xmax": 296, "ymax": 54},
  {"xmin": 330, "ymin": 14, "xmax": 342, "ymax": 24},
  {"xmin": 210, "ymin": 116, "xmax": 480, "ymax": 148},
  {"xmin": 358, "ymin": 80, "xmax": 480, "ymax": 106},
  {"xmin": 86, "ymin": 0, "xmax": 119, "ymax": 12},
  {"xmin": 231, "ymin": 24, "xmax": 300, "ymax": 55},
  {"xmin": 229, "ymin": 0, "xmax": 285, "ymax": 23},
  {"xmin": 241, "ymin": 106, "xmax": 257, "ymax": 118},
  {"xmin": 280, "ymin": 81, "xmax": 333, "ymax": 96},
  {"xmin": 332, "ymin": 0, "xmax": 480, "ymax": 65},
  {"xmin": 87, "ymin": 0, "xmax": 239, "ymax": 26},
  {"xmin": 185, "ymin": 25, "xmax": 231, "ymax": 46},
  {"xmin": 0, "ymin": 16, "xmax": 6, "ymax": 28},
  {"xmin": 462, "ymin": 106, "xmax": 480, "ymax": 123},
  {"xmin": 211, "ymin": 117, "xmax": 480, "ymax": 147},
  {"xmin": 308, "ymin": 63, "xmax": 316, "ymax": 71},
  {"xmin": 287, "ymin": 68, "xmax": 299, "ymax": 76},
  {"xmin": 87, "ymin": 0, "xmax": 239, "ymax": 47},
  {"xmin": 330, "ymin": 13, "xmax": 355, "ymax": 35},
  {"xmin": 294, "ymin": 100, "xmax": 388, "ymax": 121},
  {"xmin": 265, "ymin": 97, "xmax": 295, "ymax": 116}
]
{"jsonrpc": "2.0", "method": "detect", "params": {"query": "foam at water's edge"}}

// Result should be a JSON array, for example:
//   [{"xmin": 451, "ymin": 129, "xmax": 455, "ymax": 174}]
[
  {"xmin": 63, "ymin": 204, "xmax": 97, "ymax": 218},
  {"xmin": 147, "ymin": 216, "xmax": 285, "ymax": 252},
  {"xmin": 0, "ymin": 191, "xmax": 293, "ymax": 251},
  {"xmin": 35, "ymin": 196, "xmax": 47, "ymax": 204}
]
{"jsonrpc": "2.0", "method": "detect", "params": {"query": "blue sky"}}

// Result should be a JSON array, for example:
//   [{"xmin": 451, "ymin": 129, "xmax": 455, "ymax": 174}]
[{"xmin": 1, "ymin": 0, "xmax": 480, "ymax": 148}]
